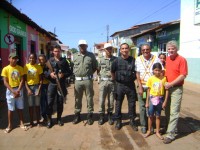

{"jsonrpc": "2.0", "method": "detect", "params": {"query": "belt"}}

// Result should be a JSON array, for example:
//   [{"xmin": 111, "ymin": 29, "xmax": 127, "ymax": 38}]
[
  {"xmin": 75, "ymin": 76, "xmax": 92, "ymax": 81},
  {"xmin": 12, "ymin": 86, "xmax": 19, "ymax": 88},
  {"xmin": 101, "ymin": 77, "xmax": 113, "ymax": 81},
  {"xmin": 172, "ymin": 85, "xmax": 183, "ymax": 88}
]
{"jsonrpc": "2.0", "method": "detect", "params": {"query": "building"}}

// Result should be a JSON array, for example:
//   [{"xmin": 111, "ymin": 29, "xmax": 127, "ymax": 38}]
[{"xmin": 180, "ymin": 0, "xmax": 200, "ymax": 84}]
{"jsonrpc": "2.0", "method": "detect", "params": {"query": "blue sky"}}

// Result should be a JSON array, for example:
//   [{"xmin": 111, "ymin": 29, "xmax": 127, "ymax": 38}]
[{"xmin": 12, "ymin": 0, "xmax": 180, "ymax": 50}]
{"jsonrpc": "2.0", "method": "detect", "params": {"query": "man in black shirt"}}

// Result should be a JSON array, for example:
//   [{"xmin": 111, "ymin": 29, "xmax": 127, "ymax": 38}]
[
  {"xmin": 46, "ymin": 45, "xmax": 72, "ymax": 128},
  {"xmin": 111, "ymin": 43, "xmax": 138, "ymax": 131}
]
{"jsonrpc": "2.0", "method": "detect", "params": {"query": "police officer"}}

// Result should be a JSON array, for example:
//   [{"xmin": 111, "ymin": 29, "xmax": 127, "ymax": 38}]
[
  {"xmin": 72, "ymin": 40, "xmax": 98, "ymax": 125},
  {"xmin": 97, "ymin": 43, "xmax": 116, "ymax": 125},
  {"xmin": 46, "ymin": 45, "xmax": 72, "ymax": 128},
  {"xmin": 111, "ymin": 43, "xmax": 138, "ymax": 130}
]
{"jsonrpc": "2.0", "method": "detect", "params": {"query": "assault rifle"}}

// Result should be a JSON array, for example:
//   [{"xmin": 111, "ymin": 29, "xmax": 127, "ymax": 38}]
[{"xmin": 46, "ymin": 60, "xmax": 66, "ymax": 104}]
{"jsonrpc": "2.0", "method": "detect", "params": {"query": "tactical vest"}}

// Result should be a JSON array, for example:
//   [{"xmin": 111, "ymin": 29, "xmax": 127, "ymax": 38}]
[{"xmin": 115, "ymin": 56, "xmax": 136, "ymax": 83}]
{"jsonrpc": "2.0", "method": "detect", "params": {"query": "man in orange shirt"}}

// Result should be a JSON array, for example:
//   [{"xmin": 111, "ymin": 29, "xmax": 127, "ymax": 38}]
[{"xmin": 164, "ymin": 40, "xmax": 188, "ymax": 144}]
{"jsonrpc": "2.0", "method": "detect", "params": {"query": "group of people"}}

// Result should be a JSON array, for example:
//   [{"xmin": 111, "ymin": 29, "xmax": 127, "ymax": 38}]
[{"xmin": 1, "ymin": 39, "xmax": 188, "ymax": 145}]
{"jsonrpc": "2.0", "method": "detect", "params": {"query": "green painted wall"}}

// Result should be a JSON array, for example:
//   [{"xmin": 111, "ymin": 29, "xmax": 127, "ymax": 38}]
[
  {"xmin": 186, "ymin": 58, "xmax": 200, "ymax": 84},
  {"xmin": 0, "ymin": 9, "xmax": 9, "ymax": 48},
  {"xmin": 0, "ymin": 9, "xmax": 27, "ymax": 50}
]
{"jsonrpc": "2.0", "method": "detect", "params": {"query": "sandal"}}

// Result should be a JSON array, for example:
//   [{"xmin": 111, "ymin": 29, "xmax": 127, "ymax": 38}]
[
  {"xmin": 4, "ymin": 127, "xmax": 12, "ymax": 133},
  {"xmin": 20, "ymin": 125, "xmax": 28, "ymax": 131},
  {"xmin": 144, "ymin": 131, "xmax": 151, "ymax": 138}
]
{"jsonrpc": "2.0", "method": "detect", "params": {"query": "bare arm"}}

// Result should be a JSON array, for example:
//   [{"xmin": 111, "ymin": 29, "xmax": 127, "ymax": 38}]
[
  {"xmin": 165, "ymin": 74, "xmax": 186, "ymax": 89},
  {"xmin": 3, "ymin": 77, "xmax": 20, "ymax": 98},
  {"xmin": 145, "ymin": 88, "xmax": 150, "ymax": 108},
  {"xmin": 162, "ymin": 89, "xmax": 169, "ymax": 109},
  {"xmin": 136, "ymin": 72, "xmax": 143, "ymax": 96}
]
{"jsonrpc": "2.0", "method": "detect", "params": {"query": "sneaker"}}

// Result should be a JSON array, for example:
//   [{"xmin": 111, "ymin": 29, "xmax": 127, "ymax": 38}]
[
  {"xmin": 46, "ymin": 121, "xmax": 53, "ymax": 128},
  {"xmin": 115, "ymin": 119, "xmax": 122, "ymax": 130},
  {"xmin": 141, "ymin": 127, "xmax": 147, "ymax": 134},
  {"xmin": 163, "ymin": 137, "xmax": 173, "ymax": 144},
  {"xmin": 73, "ymin": 113, "xmax": 81, "ymax": 124}
]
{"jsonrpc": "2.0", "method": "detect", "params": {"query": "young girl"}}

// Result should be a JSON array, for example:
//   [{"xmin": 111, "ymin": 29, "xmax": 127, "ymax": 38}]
[
  {"xmin": 144, "ymin": 63, "xmax": 168, "ymax": 140},
  {"xmin": 24, "ymin": 53, "xmax": 43, "ymax": 127},
  {"xmin": 158, "ymin": 53, "xmax": 166, "ymax": 77}
]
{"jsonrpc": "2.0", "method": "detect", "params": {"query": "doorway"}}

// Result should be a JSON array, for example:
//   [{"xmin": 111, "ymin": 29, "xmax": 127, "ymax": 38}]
[{"xmin": 14, "ymin": 36, "xmax": 23, "ymax": 66}]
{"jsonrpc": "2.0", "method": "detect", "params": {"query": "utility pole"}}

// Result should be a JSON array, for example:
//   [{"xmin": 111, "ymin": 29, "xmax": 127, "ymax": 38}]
[{"xmin": 106, "ymin": 25, "xmax": 109, "ymax": 42}]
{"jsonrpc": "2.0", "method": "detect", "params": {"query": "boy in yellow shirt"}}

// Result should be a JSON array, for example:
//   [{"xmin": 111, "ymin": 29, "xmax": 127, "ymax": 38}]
[{"xmin": 1, "ymin": 53, "xmax": 28, "ymax": 133}]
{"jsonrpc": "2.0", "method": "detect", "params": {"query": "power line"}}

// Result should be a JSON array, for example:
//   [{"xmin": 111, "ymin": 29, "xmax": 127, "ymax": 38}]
[{"xmin": 134, "ymin": 0, "xmax": 178, "ymax": 25}]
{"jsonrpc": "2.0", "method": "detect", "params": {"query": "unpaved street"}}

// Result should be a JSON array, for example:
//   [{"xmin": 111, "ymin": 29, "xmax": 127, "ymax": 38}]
[{"xmin": 0, "ymin": 81, "xmax": 199, "ymax": 150}]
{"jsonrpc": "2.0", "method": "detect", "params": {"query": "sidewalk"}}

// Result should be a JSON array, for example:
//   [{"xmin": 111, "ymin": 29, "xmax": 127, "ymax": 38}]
[{"xmin": 184, "ymin": 81, "xmax": 200, "ymax": 94}]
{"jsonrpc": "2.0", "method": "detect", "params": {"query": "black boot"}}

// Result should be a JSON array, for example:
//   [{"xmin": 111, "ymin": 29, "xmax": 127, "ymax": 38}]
[
  {"xmin": 108, "ymin": 112, "xmax": 114, "ymax": 125},
  {"xmin": 57, "ymin": 118, "xmax": 64, "ymax": 126},
  {"xmin": 73, "ymin": 113, "xmax": 80, "ymax": 124},
  {"xmin": 98, "ymin": 113, "xmax": 104, "ymax": 125},
  {"xmin": 130, "ymin": 118, "xmax": 138, "ymax": 131},
  {"xmin": 115, "ymin": 119, "xmax": 122, "ymax": 130},
  {"xmin": 46, "ymin": 116, "xmax": 53, "ymax": 129},
  {"xmin": 87, "ymin": 113, "xmax": 94, "ymax": 125}
]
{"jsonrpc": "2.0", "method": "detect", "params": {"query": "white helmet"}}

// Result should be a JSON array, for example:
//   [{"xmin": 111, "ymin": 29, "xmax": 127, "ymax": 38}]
[
  {"xmin": 104, "ymin": 43, "xmax": 113, "ymax": 49},
  {"xmin": 78, "ymin": 40, "xmax": 88, "ymax": 45}
]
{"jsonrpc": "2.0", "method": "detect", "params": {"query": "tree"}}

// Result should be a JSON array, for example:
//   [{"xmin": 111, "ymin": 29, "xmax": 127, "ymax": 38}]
[{"xmin": 70, "ymin": 48, "xmax": 78, "ymax": 54}]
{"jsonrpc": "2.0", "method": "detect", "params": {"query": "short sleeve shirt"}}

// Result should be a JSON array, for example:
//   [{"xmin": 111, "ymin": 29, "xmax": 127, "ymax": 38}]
[
  {"xmin": 146, "ymin": 75, "xmax": 167, "ymax": 96},
  {"xmin": 98, "ymin": 56, "xmax": 116, "ymax": 78},
  {"xmin": 73, "ymin": 51, "xmax": 97, "ymax": 77},
  {"xmin": 1, "ymin": 65, "xmax": 24, "ymax": 88},
  {"xmin": 135, "ymin": 54, "xmax": 161, "ymax": 87},
  {"xmin": 24, "ymin": 63, "xmax": 43, "ymax": 85},
  {"xmin": 165, "ymin": 55, "xmax": 188, "ymax": 85}
]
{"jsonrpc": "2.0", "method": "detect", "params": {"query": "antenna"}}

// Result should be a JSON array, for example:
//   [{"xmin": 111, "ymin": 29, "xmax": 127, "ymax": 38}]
[{"xmin": 106, "ymin": 25, "xmax": 109, "ymax": 42}]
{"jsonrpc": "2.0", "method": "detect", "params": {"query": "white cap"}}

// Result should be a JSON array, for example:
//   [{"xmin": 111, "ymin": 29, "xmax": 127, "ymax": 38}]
[
  {"xmin": 104, "ymin": 43, "xmax": 113, "ymax": 49},
  {"xmin": 78, "ymin": 40, "xmax": 88, "ymax": 45}
]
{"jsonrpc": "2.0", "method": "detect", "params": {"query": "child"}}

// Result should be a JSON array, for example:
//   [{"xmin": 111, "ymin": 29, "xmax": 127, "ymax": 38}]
[
  {"xmin": 158, "ymin": 53, "xmax": 166, "ymax": 68},
  {"xmin": 24, "ymin": 53, "xmax": 43, "ymax": 127},
  {"xmin": 158, "ymin": 53, "xmax": 166, "ymax": 77},
  {"xmin": 144, "ymin": 63, "xmax": 168, "ymax": 140},
  {"xmin": 1, "ymin": 53, "xmax": 28, "ymax": 133},
  {"xmin": 38, "ymin": 54, "xmax": 49, "ymax": 123}
]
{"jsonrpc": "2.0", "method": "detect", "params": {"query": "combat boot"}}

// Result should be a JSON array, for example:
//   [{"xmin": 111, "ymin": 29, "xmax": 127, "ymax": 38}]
[
  {"xmin": 72, "ymin": 113, "xmax": 80, "ymax": 124},
  {"xmin": 130, "ymin": 118, "xmax": 138, "ymax": 131},
  {"xmin": 108, "ymin": 112, "xmax": 114, "ymax": 125},
  {"xmin": 98, "ymin": 113, "xmax": 104, "ymax": 125},
  {"xmin": 87, "ymin": 113, "xmax": 94, "ymax": 125},
  {"xmin": 115, "ymin": 119, "xmax": 122, "ymax": 130}
]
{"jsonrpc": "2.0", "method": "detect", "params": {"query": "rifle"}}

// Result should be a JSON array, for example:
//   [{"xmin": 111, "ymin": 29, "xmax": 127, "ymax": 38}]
[{"xmin": 46, "ymin": 60, "xmax": 66, "ymax": 104}]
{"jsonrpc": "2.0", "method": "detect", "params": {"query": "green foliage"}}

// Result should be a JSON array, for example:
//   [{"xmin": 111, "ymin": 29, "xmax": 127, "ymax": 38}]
[{"xmin": 69, "ymin": 48, "xmax": 78, "ymax": 54}]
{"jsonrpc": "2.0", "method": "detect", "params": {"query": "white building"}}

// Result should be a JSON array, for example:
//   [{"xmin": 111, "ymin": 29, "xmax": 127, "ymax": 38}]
[{"xmin": 180, "ymin": 0, "xmax": 200, "ymax": 84}]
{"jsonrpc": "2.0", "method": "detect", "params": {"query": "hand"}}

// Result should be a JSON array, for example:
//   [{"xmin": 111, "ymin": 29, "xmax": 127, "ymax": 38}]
[
  {"xmin": 138, "ymin": 86, "xmax": 143, "ymax": 96},
  {"xmin": 162, "ymin": 102, "xmax": 167, "ymax": 109},
  {"xmin": 50, "ymin": 72, "xmax": 57, "ymax": 79},
  {"xmin": 165, "ymin": 82, "xmax": 173, "ymax": 89},
  {"xmin": 12, "ymin": 90, "xmax": 20, "ymax": 98},
  {"xmin": 28, "ymin": 89, "xmax": 33, "ymax": 96},
  {"xmin": 145, "ymin": 103, "xmax": 149, "ymax": 108}
]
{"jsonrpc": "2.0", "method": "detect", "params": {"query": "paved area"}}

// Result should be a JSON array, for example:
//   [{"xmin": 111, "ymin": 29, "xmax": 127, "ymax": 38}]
[{"xmin": 0, "ymin": 80, "xmax": 199, "ymax": 150}]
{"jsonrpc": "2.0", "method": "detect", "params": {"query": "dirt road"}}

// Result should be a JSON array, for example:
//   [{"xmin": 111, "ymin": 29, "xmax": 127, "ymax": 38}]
[{"xmin": 0, "ymin": 81, "xmax": 199, "ymax": 150}]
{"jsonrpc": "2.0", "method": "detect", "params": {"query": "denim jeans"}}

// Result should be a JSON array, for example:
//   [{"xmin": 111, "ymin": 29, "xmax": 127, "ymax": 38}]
[{"xmin": 165, "ymin": 86, "xmax": 183, "ymax": 140}]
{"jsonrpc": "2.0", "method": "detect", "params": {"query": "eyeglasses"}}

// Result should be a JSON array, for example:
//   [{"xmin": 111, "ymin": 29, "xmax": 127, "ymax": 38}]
[{"xmin": 142, "ymin": 49, "xmax": 150, "ymax": 51}]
